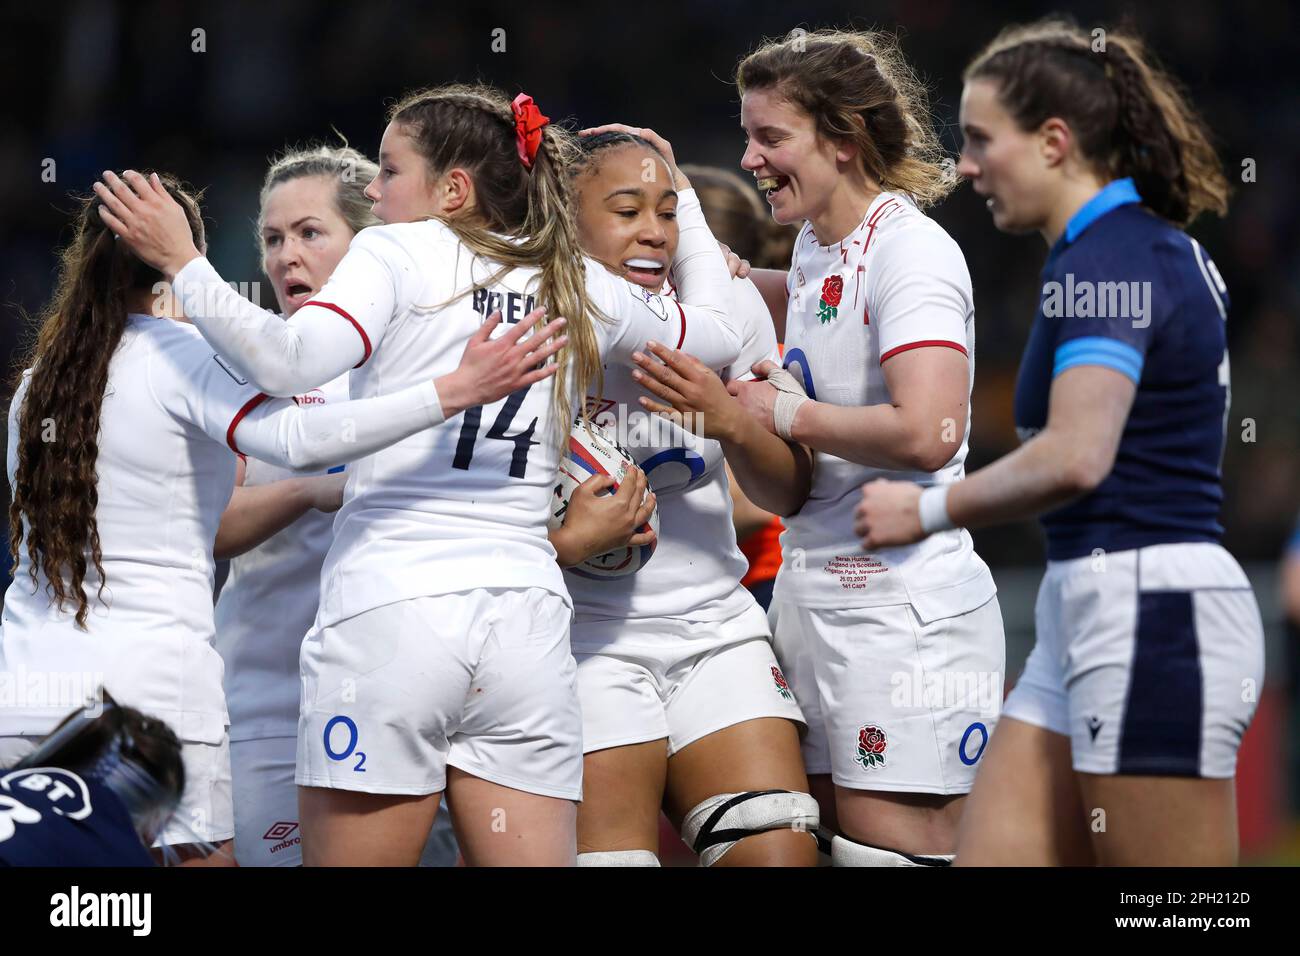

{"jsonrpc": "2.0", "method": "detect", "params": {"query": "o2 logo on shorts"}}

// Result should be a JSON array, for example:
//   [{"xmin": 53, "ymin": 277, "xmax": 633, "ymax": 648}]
[
  {"xmin": 323, "ymin": 715, "xmax": 367, "ymax": 772},
  {"xmin": 958, "ymin": 721, "xmax": 989, "ymax": 767}
]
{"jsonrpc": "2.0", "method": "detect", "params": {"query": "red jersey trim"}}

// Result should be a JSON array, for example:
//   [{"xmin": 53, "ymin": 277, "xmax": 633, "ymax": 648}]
[
  {"xmin": 880, "ymin": 339, "xmax": 968, "ymax": 364},
  {"xmin": 303, "ymin": 300, "xmax": 371, "ymax": 368},
  {"xmin": 673, "ymin": 299, "xmax": 687, "ymax": 350},
  {"xmin": 860, "ymin": 199, "xmax": 902, "ymax": 258},
  {"xmin": 227, "ymin": 393, "xmax": 271, "ymax": 454}
]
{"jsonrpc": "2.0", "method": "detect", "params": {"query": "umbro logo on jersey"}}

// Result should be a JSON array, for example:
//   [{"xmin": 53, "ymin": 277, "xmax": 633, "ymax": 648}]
[
  {"xmin": 583, "ymin": 395, "xmax": 617, "ymax": 421},
  {"xmin": 213, "ymin": 353, "xmax": 248, "ymax": 385},
  {"xmin": 1086, "ymin": 716, "xmax": 1104, "ymax": 742}
]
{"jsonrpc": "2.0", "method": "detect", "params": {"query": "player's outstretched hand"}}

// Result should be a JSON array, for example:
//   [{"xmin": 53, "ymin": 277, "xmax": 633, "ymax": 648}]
[
  {"xmin": 853, "ymin": 478, "xmax": 926, "ymax": 549},
  {"xmin": 632, "ymin": 341, "xmax": 742, "ymax": 441},
  {"xmin": 435, "ymin": 308, "xmax": 567, "ymax": 417},
  {"xmin": 551, "ymin": 467, "xmax": 657, "ymax": 567},
  {"xmin": 578, "ymin": 124, "xmax": 689, "ymax": 191},
  {"xmin": 93, "ymin": 170, "xmax": 202, "ymax": 279}
]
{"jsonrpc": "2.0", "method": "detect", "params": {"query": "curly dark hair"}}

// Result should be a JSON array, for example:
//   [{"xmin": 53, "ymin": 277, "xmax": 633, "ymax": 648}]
[{"xmin": 8, "ymin": 174, "xmax": 204, "ymax": 628}]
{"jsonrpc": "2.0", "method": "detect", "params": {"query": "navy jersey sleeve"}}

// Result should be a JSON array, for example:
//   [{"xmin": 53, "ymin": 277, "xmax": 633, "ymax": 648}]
[{"xmin": 1041, "ymin": 240, "xmax": 1168, "ymax": 385}]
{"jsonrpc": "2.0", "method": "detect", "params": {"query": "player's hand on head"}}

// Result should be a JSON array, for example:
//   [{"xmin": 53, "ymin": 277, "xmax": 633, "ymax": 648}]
[
  {"xmin": 632, "ymin": 341, "xmax": 740, "ymax": 441},
  {"xmin": 853, "ymin": 478, "xmax": 926, "ymax": 549},
  {"xmin": 578, "ymin": 124, "xmax": 689, "ymax": 191},
  {"xmin": 438, "ymin": 307, "xmax": 568, "ymax": 415},
  {"xmin": 553, "ymin": 467, "xmax": 656, "ymax": 566},
  {"xmin": 718, "ymin": 242, "xmax": 751, "ymax": 279},
  {"xmin": 92, "ymin": 171, "xmax": 201, "ymax": 279}
]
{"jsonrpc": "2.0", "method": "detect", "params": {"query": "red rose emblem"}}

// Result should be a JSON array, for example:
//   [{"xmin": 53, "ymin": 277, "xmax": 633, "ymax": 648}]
[
  {"xmin": 820, "ymin": 275, "xmax": 844, "ymax": 308},
  {"xmin": 859, "ymin": 725, "xmax": 886, "ymax": 755},
  {"xmin": 771, "ymin": 665, "xmax": 793, "ymax": 700}
]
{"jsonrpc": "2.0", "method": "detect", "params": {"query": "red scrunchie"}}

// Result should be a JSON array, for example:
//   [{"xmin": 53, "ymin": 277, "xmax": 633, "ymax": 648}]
[{"xmin": 512, "ymin": 93, "xmax": 550, "ymax": 170}]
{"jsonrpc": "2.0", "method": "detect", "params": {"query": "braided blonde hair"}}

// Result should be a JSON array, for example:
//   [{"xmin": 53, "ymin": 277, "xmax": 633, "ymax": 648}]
[{"xmin": 389, "ymin": 84, "xmax": 602, "ymax": 444}]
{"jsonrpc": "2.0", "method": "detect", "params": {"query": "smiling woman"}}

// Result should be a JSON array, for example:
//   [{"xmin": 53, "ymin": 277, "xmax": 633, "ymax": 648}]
[
  {"xmin": 551, "ymin": 126, "xmax": 817, "ymax": 868},
  {"xmin": 737, "ymin": 30, "xmax": 953, "ymax": 228},
  {"xmin": 571, "ymin": 131, "xmax": 679, "ymax": 289},
  {"xmin": 667, "ymin": 28, "xmax": 1009, "ymax": 867}
]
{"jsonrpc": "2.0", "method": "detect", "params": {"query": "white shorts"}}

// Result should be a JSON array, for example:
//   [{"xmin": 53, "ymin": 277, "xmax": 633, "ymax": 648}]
[
  {"xmin": 574, "ymin": 628, "xmax": 806, "ymax": 756},
  {"xmin": 0, "ymin": 732, "xmax": 233, "ymax": 848},
  {"xmin": 297, "ymin": 589, "xmax": 583, "ymax": 801},
  {"xmin": 771, "ymin": 596, "xmax": 1005, "ymax": 794},
  {"xmin": 230, "ymin": 735, "xmax": 459, "ymax": 866},
  {"xmin": 1002, "ymin": 542, "xmax": 1264, "ymax": 778}
]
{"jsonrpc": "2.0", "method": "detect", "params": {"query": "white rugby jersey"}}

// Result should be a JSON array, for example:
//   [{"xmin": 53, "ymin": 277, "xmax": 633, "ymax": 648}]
[
  {"xmin": 214, "ymin": 373, "xmax": 350, "ymax": 743},
  {"xmin": 773, "ymin": 193, "xmax": 996, "ymax": 617},
  {"xmin": 568, "ymin": 276, "xmax": 779, "ymax": 650},
  {"xmin": 2, "ymin": 314, "xmax": 454, "ymax": 742},
  {"xmin": 2, "ymin": 316, "xmax": 250, "ymax": 743},
  {"xmin": 172, "ymin": 189, "xmax": 740, "ymax": 628}
]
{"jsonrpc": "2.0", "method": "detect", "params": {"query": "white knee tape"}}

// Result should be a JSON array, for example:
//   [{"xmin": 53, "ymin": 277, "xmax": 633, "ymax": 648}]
[
  {"xmin": 831, "ymin": 834, "xmax": 954, "ymax": 867},
  {"xmin": 681, "ymin": 790, "xmax": 820, "ymax": 867},
  {"xmin": 577, "ymin": 849, "xmax": 661, "ymax": 867}
]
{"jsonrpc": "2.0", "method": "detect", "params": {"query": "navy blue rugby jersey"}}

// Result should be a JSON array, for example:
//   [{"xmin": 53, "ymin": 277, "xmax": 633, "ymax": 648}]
[
  {"xmin": 1013, "ymin": 178, "xmax": 1231, "ymax": 561},
  {"xmin": 0, "ymin": 767, "xmax": 154, "ymax": 866}
]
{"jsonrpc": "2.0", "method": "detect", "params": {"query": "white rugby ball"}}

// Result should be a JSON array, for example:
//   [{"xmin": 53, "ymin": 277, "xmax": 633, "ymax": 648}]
[{"xmin": 548, "ymin": 419, "xmax": 659, "ymax": 578}]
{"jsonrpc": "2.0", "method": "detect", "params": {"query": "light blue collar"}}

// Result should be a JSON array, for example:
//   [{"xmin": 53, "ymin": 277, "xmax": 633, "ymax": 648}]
[{"xmin": 1064, "ymin": 177, "xmax": 1141, "ymax": 244}]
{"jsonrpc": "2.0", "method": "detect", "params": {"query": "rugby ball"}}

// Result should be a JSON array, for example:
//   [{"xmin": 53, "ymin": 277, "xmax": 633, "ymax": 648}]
[{"xmin": 548, "ymin": 419, "xmax": 659, "ymax": 578}]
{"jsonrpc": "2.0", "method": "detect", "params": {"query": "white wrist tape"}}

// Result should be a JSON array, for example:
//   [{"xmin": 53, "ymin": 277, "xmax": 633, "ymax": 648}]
[
  {"xmin": 918, "ymin": 484, "xmax": 955, "ymax": 535},
  {"xmin": 764, "ymin": 366, "xmax": 809, "ymax": 441}
]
